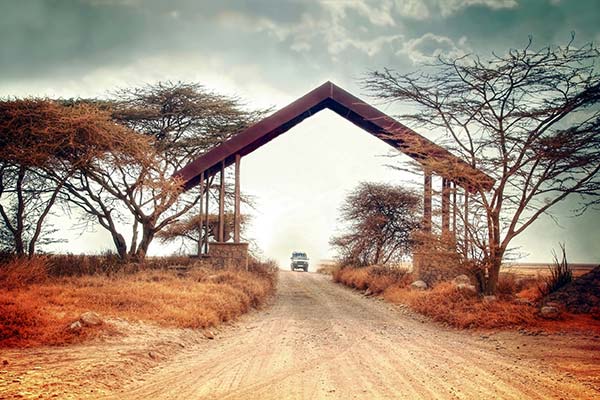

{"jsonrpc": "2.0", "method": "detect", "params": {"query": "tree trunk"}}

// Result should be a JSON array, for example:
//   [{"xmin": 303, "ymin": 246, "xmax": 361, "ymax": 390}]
[
  {"xmin": 483, "ymin": 212, "xmax": 503, "ymax": 295},
  {"xmin": 14, "ymin": 167, "xmax": 26, "ymax": 257},
  {"xmin": 129, "ymin": 219, "xmax": 139, "ymax": 257},
  {"xmin": 14, "ymin": 235, "xmax": 25, "ymax": 257},
  {"xmin": 135, "ymin": 224, "xmax": 155, "ymax": 261},
  {"xmin": 484, "ymin": 256, "xmax": 502, "ymax": 295},
  {"xmin": 112, "ymin": 232, "xmax": 128, "ymax": 261}
]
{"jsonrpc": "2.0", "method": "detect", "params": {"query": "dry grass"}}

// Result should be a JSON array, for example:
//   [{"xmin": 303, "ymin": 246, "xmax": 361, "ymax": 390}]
[
  {"xmin": 383, "ymin": 282, "xmax": 538, "ymax": 329},
  {"xmin": 0, "ymin": 257, "xmax": 277, "ymax": 348},
  {"xmin": 333, "ymin": 265, "xmax": 411, "ymax": 294},
  {"xmin": 316, "ymin": 263, "xmax": 340, "ymax": 275},
  {"xmin": 334, "ymin": 266, "xmax": 600, "ymax": 331}
]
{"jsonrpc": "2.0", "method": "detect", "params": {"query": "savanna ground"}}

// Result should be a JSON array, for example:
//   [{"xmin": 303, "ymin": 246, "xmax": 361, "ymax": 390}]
[{"xmin": 1, "ymin": 267, "xmax": 599, "ymax": 399}]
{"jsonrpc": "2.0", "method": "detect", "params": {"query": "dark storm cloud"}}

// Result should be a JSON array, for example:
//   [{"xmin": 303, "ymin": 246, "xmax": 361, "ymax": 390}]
[
  {"xmin": 403, "ymin": 0, "xmax": 600, "ymax": 53},
  {"xmin": 0, "ymin": 0, "xmax": 149, "ymax": 80},
  {"xmin": 2, "ymin": 0, "xmax": 600, "ymax": 85}
]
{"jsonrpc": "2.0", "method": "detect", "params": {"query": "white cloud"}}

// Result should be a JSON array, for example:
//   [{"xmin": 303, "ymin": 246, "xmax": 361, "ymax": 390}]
[
  {"xmin": 436, "ymin": 0, "xmax": 518, "ymax": 17},
  {"xmin": 216, "ymin": 7, "xmax": 404, "ymax": 59},
  {"xmin": 394, "ymin": 0, "xmax": 431, "ymax": 19},
  {"xmin": 399, "ymin": 32, "xmax": 470, "ymax": 63},
  {"xmin": 321, "ymin": 0, "xmax": 396, "ymax": 27}
]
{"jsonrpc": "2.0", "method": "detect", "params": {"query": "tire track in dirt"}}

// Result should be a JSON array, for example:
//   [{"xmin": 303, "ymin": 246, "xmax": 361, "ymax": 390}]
[{"xmin": 113, "ymin": 271, "xmax": 598, "ymax": 399}]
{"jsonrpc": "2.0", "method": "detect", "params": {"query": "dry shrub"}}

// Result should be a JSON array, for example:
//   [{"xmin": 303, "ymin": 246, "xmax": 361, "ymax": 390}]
[
  {"xmin": 333, "ymin": 266, "xmax": 410, "ymax": 294},
  {"xmin": 316, "ymin": 263, "xmax": 340, "ymax": 275},
  {"xmin": 0, "ymin": 291, "xmax": 101, "ymax": 347},
  {"xmin": 333, "ymin": 267, "xmax": 370, "ymax": 290},
  {"xmin": 0, "ymin": 260, "xmax": 277, "ymax": 348},
  {"xmin": 497, "ymin": 272, "xmax": 544, "ymax": 300},
  {"xmin": 45, "ymin": 253, "xmax": 198, "ymax": 277},
  {"xmin": 0, "ymin": 256, "xmax": 48, "ymax": 289},
  {"xmin": 383, "ymin": 282, "xmax": 538, "ymax": 329},
  {"xmin": 539, "ymin": 245, "xmax": 573, "ymax": 297}
]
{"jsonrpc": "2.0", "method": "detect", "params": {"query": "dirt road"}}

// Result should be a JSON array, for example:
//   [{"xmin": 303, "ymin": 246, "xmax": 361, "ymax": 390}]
[{"xmin": 111, "ymin": 271, "xmax": 598, "ymax": 399}]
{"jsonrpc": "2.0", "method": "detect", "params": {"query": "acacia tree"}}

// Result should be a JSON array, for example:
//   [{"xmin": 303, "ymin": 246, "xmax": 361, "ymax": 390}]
[
  {"xmin": 0, "ymin": 99, "xmax": 146, "ymax": 257},
  {"xmin": 331, "ymin": 182, "xmax": 421, "ymax": 266},
  {"xmin": 64, "ymin": 82, "xmax": 263, "ymax": 260},
  {"xmin": 364, "ymin": 38, "xmax": 600, "ymax": 293}
]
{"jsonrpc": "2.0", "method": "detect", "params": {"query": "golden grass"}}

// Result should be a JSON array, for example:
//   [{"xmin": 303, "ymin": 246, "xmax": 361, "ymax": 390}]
[
  {"xmin": 0, "ymin": 258, "xmax": 277, "ymax": 348},
  {"xmin": 334, "ymin": 265, "xmax": 600, "ymax": 331},
  {"xmin": 383, "ymin": 282, "xmax": 538, "ymax": 329},
  {"xmin": 332, "ymin": 265, "xmax": 410, "ymax": 294}
]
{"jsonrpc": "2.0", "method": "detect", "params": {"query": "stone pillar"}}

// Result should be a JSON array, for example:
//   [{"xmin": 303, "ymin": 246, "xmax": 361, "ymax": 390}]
[{"xmin": 207, "ymin": 242, "xmax": 249, "ymax": 269}]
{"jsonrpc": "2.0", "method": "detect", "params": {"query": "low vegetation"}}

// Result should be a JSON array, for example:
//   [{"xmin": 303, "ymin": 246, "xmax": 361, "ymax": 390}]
[
  {"xmin": 333, "ymin": 265, "xmax": 410, "ymax": 295},
  {"xmin": 333, "ymin": 265, "xmax": 599, "ymax": 330},
  {"xmin": 0, "ymin": 256, "xmax": 277, "ymax": 348},
  {"xmin": 539, "ymin": 244, "xmax": 573, "ymax": 297},
  {"xmin": 383, "ymin": 282, "xmax": 538, "ymax": 329}
]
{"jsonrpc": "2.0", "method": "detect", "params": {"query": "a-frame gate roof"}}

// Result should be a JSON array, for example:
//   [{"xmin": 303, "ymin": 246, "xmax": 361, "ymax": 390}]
[{"xmin": 175, "ymin": 81, "xmax": 494, "ymax": 192}]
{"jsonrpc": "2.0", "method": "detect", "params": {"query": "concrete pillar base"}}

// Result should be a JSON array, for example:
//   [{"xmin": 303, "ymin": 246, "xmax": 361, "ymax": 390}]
[{"xmin": 207, "ymin": 242, "xmax": 249, "ymax": 269}]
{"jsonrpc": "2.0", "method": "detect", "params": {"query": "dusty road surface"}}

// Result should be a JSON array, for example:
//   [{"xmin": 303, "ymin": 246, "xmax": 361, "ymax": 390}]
[{"xmin": 111, "ymin": 271, "xmax": 598, "ymax": 399}]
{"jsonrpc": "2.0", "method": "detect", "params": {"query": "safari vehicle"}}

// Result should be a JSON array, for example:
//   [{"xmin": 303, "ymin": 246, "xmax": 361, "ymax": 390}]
[{"xmin": 290, "ymin": 251, "xmax": 309, "ymax": 272}]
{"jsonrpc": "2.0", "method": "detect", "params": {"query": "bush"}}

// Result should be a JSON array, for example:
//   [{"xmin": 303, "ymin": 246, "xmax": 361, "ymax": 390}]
[
  {"xmin": 0, "ymin": 256, "xmax": 48, "ymax": 289},
  {"xmin": 384, "ymin": 282, "xmax": 538, "ymax": 329},
  {"xmin": 0, "ymin": 258, "xmax": 278, "ymax": 348},
  {"xmin": 539, "ymin": 244, "xmax": 572, "ymax": 297},
  {"xmin": 333, "ymin": 265, "xmax": 410, "ymax": 294}
]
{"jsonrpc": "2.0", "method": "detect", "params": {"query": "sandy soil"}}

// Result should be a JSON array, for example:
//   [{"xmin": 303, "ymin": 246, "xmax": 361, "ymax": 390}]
[{"xmin": 2, "ymin": 271, "xmax": 599, "ymax": 399}]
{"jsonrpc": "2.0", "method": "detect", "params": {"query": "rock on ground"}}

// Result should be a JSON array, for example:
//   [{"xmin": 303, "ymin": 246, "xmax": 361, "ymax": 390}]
[
  {"xmin": 456, "ymin": 283, "xmax": 478, "ymax": 296},
  {"xmin": 545, "ymin": 265, "xmax": 600, "ymax": 314},
  {"xmin": 410, "ymin": 280, "xmax": 428, "ymax": 290},
  {"xmin": 540, "ymin": 306, "xmax": 561, "ymax": 320},
  {"xmin": 79, "ymin": 312, "xmax": 103, "ymax": 326}
]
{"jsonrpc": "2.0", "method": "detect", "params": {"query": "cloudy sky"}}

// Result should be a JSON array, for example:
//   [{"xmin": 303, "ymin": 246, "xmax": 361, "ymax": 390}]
[{"xmin": 2, "ymin": 0, "xmax": 599, "ymax": 266}]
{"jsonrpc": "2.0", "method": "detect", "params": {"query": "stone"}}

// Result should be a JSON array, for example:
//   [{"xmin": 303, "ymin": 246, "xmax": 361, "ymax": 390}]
[
  {"xmin": 410, "ymin": 280, "xmax": 428, "ymax": 290},
  {"xmin": 540, "ymin": 306, "xmax": 561, "ymax": 320},
  {"xmin": 456, "ymin": 283, "xmax": 478, "ymax": 296},
  {"xmin": 79, "ymin": 312, "xmax": 102, "ymax": 326},
  {"xmin": 203, "ymin": 330, "xmax": 215, "ymax": 340},
  {"xmin": 364, "ymin": 288, "xmax": 373, "ymax": 296},
  {"xmin": 453, "ymin": 274, "xmax": 471, "ymax": 285},
  {"xmin": 482, "ymin": 295, "xmax": 497, "ymax": 303},
  {"xmin": 68, "ymin": 321, "xmax": 82, "ymax": 332},
  {"xmin": 514, "ymin": 298, "xmax": 533, "ymax": 306}
]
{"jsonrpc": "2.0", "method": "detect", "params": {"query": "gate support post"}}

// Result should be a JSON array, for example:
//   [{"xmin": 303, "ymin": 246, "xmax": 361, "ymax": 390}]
[
  {"xmin": 197, "ymin": 171, "xmax": 204, "ymax": 256},
  {"xmin": 452, "ymin": 181, "xmax": 457, "ymax": 236},
  {"xmin": 218, "ymin": 160, "xmax": 225, "ymax": 242},
  {"xmin": 234, "ymin": 154, "xmax": 241, "ymax": 243},
  {"xmin": 463, "ymin": 190, "xmax": 470, "ymax": 256},
  {"xmin": 423, "ymin": 169, "xmax": 432, "ymax": 233},
  {"xmin": 441, "ymin": 178, "xmax": 451, "ymax": 235}
]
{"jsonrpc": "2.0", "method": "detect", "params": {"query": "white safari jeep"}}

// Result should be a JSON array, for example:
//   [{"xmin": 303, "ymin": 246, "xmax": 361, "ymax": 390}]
[{"xmin": 290, "ymin": 252, "xmax": 309, "ymax": 272}]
